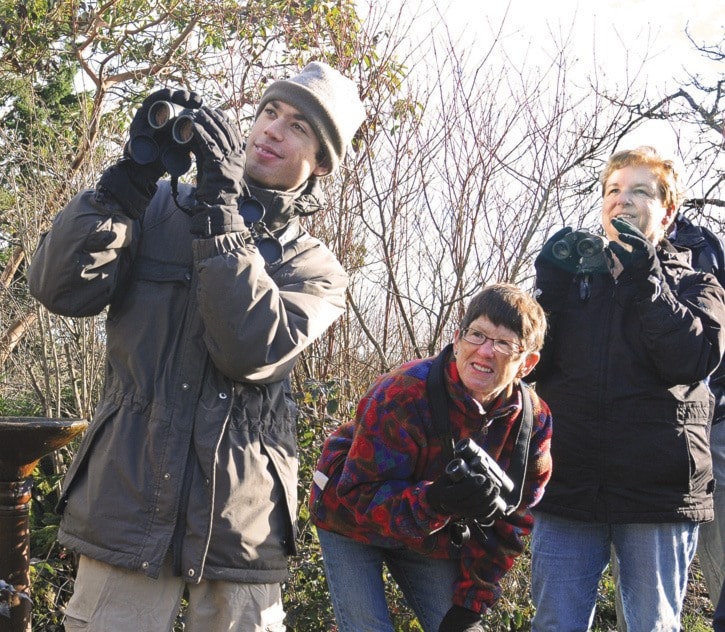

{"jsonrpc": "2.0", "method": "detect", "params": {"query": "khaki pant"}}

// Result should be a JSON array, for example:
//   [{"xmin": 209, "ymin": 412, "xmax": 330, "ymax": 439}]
[{"xmin": 64, "ymin": 555, "xmax": 286, "ymax": 632}]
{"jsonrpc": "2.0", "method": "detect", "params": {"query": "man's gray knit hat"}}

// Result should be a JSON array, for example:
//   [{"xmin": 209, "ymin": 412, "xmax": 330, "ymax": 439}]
[{"xmin": 256, "ymin": 62, "xmax": 366, "ymax": 174}]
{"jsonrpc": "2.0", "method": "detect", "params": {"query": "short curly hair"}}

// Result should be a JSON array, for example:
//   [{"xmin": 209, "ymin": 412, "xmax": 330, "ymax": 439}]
[{"xmin": 599, "ymin": 145, "xmax": 685, "ymax": 210}]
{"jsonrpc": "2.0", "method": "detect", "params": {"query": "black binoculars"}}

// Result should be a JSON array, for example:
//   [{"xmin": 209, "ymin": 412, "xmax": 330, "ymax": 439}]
[
  {"xmin": 444, "ymin": 438, "xmax": 513, "ymax": 516},
  {"xmin": 128, "ymin": 101, "xmax": 282, "ymax": 264},
  {"xmin": 552, "ymin": 230, "xmax": 606, "ymax": 260},
  {"xmin": 128, "ymin": 101, "xmax": 199, "ymax": 177},
  {"xmin": 445, "ymin": 438, "xmax": 514, "ymax": 547}
]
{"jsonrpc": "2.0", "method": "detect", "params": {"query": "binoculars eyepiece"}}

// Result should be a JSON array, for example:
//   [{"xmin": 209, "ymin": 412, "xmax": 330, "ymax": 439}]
[
  {"xmin": 148, "ymin": 100, "xmax": 181, "ymax": 129},
  {"xmin": 147, "ymin": 101, "xmax": 196, "ymax": 145}
]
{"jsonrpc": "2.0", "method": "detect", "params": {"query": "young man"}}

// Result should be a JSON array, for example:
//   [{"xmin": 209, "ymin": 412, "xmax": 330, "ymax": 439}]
[
  {"xmin": 531, "ymin": 146, "xmax": 725, "ymax": 631},
  {"xmin": 27, "ymin": 62, "xmax": 365, "ymax": 632}
]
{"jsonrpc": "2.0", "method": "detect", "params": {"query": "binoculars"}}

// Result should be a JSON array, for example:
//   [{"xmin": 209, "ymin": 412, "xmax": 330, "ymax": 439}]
[
  {"xmin": 445, "ymin": 438, "xmax": 514, "ymax": 547},
  {"xmin": 552, "ymin": 230, "xmax": 606, "ymax": 260},
  {"xmin": 128, "ymin": 101, "xmax": 200, "ymax": 177},
  {"xmin": 444, "ymin": 438, "xmax": 513, "ymax": 516},
  {"xmin": 127, "ymin": 100, "xmax": 282, "ymax": 264}
]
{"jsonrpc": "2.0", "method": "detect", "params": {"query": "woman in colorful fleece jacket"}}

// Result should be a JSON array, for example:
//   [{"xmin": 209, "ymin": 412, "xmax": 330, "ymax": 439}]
[{"xmin": 309, "ymin": 283, "xmax": 553, "ymax": 632}]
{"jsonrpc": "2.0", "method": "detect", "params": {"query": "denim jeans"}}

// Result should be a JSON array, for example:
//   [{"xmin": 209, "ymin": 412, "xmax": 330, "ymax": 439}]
[
  {"xmin": 530, "ymin": 511, "xmax": 698, "ymax": 632},
  {"xmin": 698, "ymin": 420, "xmax": 725, "ymax": 602},
  {"xmin": 316, "ymin": 528, "xmax": 458, "ymax": 632},
  {"xmin": 714, "ymin": 579, "xmax": 725, "ymax": 632}
]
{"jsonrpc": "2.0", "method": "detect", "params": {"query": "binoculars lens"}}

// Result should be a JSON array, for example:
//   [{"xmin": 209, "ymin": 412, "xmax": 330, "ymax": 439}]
[
  {"xmin": 239, "ymin": 198, "xmax": 265, "ymax": 225},
  {"xmin": 148, "ymin": 101, "xmax": 174, "ymax": 129},
  {"xmin": 257, "ymin": 237, "xmax": 283, "ymax": 265},
  {"xmin": 172, "ymin": 116, "xmax": 195, "ymax": 145},
  {"xmin": 161, "ymin": 146, "xmax": 193, "ymax": 178},
  {"xmin": 577, "ymin": 237, "xmax": 604, "ymax": 258},
  {"xmin": 551, "ymin": 231, "xmax": 606, "ymax": 261},
  {"xmin": 552, "ymin": 241, "xmax": 572, "ymax": 260}
]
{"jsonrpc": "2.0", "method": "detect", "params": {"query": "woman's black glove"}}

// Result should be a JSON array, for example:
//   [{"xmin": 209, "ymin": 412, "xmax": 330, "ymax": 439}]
[
  {"xmin": 97, "ymin": 89, "xmax": 202, "ymax": 219},
  {"xmin": 428, "ymin": 473, "xmax": 501, "ymax": 522},
  {"xmin": 438, "ymin": 605, "xmax": 485, "ymax": 632},
  {"xmin": 534, "ymin": 227, "xmax": 577, "ymax": 310},
  {"xmin": 187, "ymin": 107, "xmax": 249, "ymax": 237},
  {"xmin": 608, "ymin": 217, "xmax": 664, "ymax": 298}
]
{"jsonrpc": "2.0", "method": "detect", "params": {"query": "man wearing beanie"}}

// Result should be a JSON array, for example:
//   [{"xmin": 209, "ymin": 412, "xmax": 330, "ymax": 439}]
[{"xmin": 27, "ymin": 62, "xmax": 366, "ymax": 631}]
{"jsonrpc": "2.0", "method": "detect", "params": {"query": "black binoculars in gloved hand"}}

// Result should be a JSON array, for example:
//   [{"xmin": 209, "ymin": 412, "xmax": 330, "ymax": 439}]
[
  {"xmin": 128, "ymin": 101, "xmax": 199, "ymax": 177},
  {"xmin": 445, "ymin": 438, "xmax": 514, "ymax": 515},
  {"xmin": 552, "ymin": 230, "xmax": 606, "ymax": 260},
  {"xmin": 552, "ymin": 229, "xmax": 610, "ymax": 275},
  {"xmin": 445, "ymin": 438, "xmax": 514, "ymax": 547}
]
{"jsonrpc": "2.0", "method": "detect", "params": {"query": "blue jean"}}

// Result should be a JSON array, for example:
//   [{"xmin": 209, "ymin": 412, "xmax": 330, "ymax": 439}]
[
  {"xmin": 698, "ymin": 420, "xmax": 725, "ymax": 603},
  {"xmin": 714, "ymin": 579, "xmax": 725, "ymax": 631},
  {"xmin": 530, "ymin": 511, "xmax": 698, "ymax": 632},
  {"xmin": 316, "ymin": 528, "xmax": 458, "ymax": 632}
]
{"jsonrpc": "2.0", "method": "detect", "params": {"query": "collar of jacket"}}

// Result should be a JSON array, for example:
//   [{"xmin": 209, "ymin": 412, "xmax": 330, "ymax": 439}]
[
  {"xmin": 245, "ymin": 176, "xmax": 325, "ymax": 234},
  {"xmin": 671, "ymin": 214, "xmax": 707, "ymax": 250}
]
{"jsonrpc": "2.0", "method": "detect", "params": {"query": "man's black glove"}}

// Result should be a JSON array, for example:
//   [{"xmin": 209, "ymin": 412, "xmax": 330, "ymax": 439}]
[
  {"xmin": 428, "ymin": 472, "xmax": 501, "ymax": 522},
  {"xmin": 438, "ymin": 605, "xmax": 485, "ymax": 632},
  {"xmin": 534, "ymin": 226, "xmax": 577, "ymax": 310},
  {"xmin": 608, "ymin": 217, "xmax": 665, "ymax": 298},
  {"xmin": 187, "ymin": 107, "xmax": 249, "ymax": 237},
  {"xmin": 191, "ymin": 107, "xmax": 246, "ymax": 205},
  {"xmin": 97, "ymin": 89, "xmax": 202, "ymax": 219}
]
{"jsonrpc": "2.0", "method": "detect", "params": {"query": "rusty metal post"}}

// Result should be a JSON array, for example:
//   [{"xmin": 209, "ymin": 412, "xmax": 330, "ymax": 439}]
[{"xmin": 0, "ymin": 418, "xmax": 87, "ymax": 632}]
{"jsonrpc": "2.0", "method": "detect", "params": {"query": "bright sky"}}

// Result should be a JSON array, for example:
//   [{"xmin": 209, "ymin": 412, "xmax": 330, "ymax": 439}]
[
  {"xmin": 374, "ymin": 0, "xmax": 723, "ymax": 162},
  {"xmin": 409, "ymin": 0, "xmax": 722, "ymax": 85}
]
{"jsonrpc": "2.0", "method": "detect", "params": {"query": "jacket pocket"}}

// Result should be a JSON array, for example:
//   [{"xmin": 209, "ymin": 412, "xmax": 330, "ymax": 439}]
[{"xmin": 56, "ymin": 397, "xmax": 121, "ymax": 514}]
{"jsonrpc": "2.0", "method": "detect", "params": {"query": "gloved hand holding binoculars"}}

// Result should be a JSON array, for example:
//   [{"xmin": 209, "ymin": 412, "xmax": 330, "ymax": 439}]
[
  {"xmin": 428, "ymin": 438, "xmax": 512, "ymax": 530},
  {"xmin": 182, "ymin": 106, "xmax": 249, "ymax": 237},
  {"xmin": 535, "ymin": 226, "xmax": 611, "ymax": 307},
  {"xmin": 97, "ymin": 88, "xmax": 203, "ymax": 219},
  {"xmin": 608, "ymin": 217, "xmax": 665, "ymax": 299},
  {"xmin": 98, "ymin": 89, "xmax": 282, "ymax": 259}
]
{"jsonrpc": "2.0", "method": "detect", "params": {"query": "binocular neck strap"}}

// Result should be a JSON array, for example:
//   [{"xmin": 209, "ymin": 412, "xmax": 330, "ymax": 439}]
[
  {"xmin": 426, "ymin": 344, "xmax": 454, "ymax": 463},
  {"xmin": 426, "ymin": 343, "xmax": 457, "ymax": 463},
  {"xmin": 168, "ymin": 176, "xmax": 196, "ymax": 216},
  {"xmin": 498, "ymin": 382, "xmax": 534, "ymax": 513}
]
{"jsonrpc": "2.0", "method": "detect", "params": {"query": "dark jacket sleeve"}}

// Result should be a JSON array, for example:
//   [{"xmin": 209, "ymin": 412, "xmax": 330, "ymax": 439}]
[
  {"xmin": 27, "ymin": 189, "xmax": 139, "ymax": 317},
  {"xmin": 192, "ymin": 228, "xmax": 348, "ymax": 383},
  {"xmin": 631, "ymin": 262, "xmax": 725, "ymax": 385}
]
